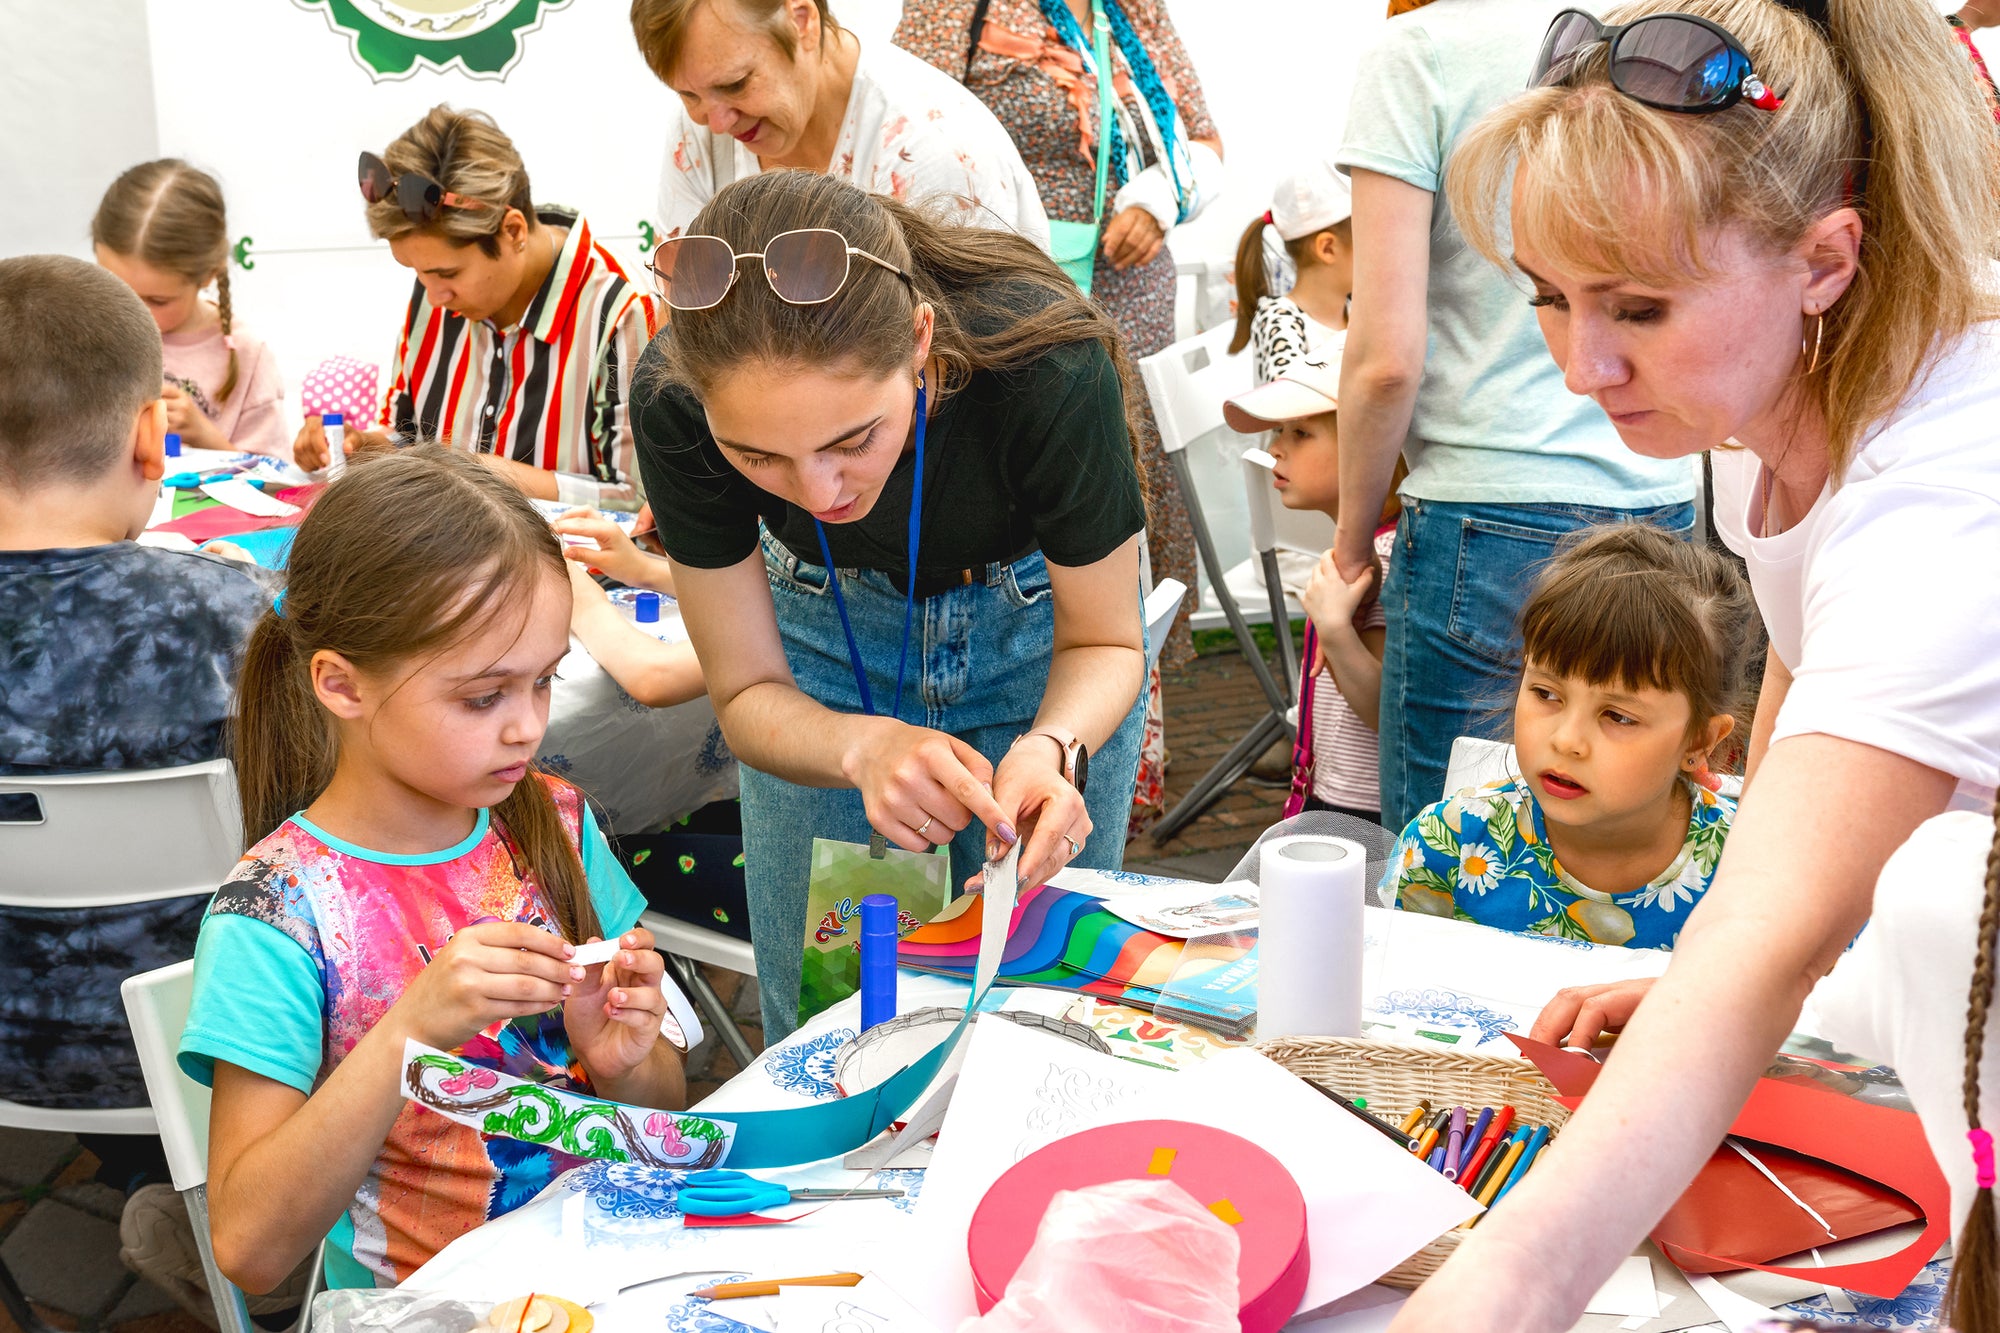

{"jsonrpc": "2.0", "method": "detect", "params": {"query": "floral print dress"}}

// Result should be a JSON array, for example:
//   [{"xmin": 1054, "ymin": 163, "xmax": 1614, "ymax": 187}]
[{"xmin": 1386, "ymin": 777, "xmax": 1736, "ymax": 949}]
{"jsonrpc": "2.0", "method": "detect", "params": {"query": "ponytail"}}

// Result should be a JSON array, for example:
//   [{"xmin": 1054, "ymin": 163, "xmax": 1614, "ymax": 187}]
[
  {"xmin": 1947, "ymin": 805, "xmax": 2000, "ymax": 1333},
  {"xmin": 227, "ymin": 445, "xmax": 603, "ymax": 943},
  {"xmin": 232, "ymin": 609, "xmax": 335, "ymax": 848},
  {"xmin": 1229, "ymin": 212, "xmax": 1276, "ymax": 356},
  {"xmin": 214, "ymin": 268, "xmax": 240, "ymax": 404}
]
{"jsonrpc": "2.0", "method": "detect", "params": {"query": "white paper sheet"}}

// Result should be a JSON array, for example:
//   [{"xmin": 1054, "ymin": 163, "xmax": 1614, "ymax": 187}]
[
  {"xmin": 1101, "ymin": 882, "xmax": 1260, "ymax": 937},
  {"xmin": 147, "ymin": 489, "xmax": 176, "ymax": 529},
  {"xmin": 773, "ymin": 1277, "xmax": 941, "ymax": 1332},
  {"xmin": 1584, "ymin": 1257, "xmax": 1662, "ymax": 1318},
  {"xmin": 1093, "ymin": 1048, "xmax": 1481, "ymax": 1314},
  {"xmin": 199, "ymin": 477, "xmax": 300, "ymax": 517},
  {"xmin": 880, "ymin": 1016, "xmax": 1173, "ymax": 1329},
  {"xmin": 1686, "ymin": 1275, "xmax": 1780, "ymax": 1333}
]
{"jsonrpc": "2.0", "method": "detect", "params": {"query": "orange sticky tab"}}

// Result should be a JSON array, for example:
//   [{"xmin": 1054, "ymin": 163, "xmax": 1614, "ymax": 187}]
[
  {"xmin": 1208, "ymin": 1199, "xmax": 1243, "ymax": 1225},
  {"xmin": 1147, "ymin": 1148, "xmax": 1177, "ymax": 1176}
]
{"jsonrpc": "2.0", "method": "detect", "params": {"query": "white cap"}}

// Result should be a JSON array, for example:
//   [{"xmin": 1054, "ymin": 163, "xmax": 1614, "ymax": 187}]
[
  {"xmin": 1224, "ymin": 348, "xmax": 1343, "ymax": 432},
  {"xmin": 1269, "ymin": 161, "xmax": 1352, "ymax": 241}
]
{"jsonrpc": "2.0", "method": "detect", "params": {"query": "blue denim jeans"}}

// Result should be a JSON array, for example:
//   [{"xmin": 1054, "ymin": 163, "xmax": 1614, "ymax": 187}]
[
  {"xmin": 1377, "ymin": 498, "xmax": 1696, "ymax": 833},
  {"xmin": 742, "ymin": 531, "xmax": 1146, "ymax": 1037}
]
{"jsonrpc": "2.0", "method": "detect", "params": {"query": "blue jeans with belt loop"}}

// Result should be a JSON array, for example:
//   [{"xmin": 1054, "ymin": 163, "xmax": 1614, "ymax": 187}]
[
  {"xmin": 740, "ymin": 529, "xmax": 1147, "ymax": 1038},
  {"xmin": 1376, "ymin": 498, "xmax": 1696, "ymax": 834}
]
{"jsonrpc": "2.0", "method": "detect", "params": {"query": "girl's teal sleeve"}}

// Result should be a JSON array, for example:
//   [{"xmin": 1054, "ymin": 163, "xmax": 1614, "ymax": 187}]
[{"xmin": 178, "ymin": 913, "xmax": 326, "ymax": 1093}]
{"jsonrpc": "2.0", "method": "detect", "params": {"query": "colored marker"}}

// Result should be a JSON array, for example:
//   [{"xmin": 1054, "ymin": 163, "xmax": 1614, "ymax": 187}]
[
  {"xmin": 1442, "ymin": 1107, "xmax": 1468, "ymax": 1181},
  {"xmin": 1414, "ymin": 1108, "xmax": 1449, "ymax": 1161},
  {"xmin": 1301, "ymin": 1081, "xmax": 1422, "ymax": 1151},
  {"xmin": 1396, "ymin": 1101, "xmax": 1431, "ymax": 1137},
  {"xmin": 1456, "ymin": 1107, "xmax": 1494, "ymax": 1175},
  {"xmin": 1491, "ymin": 1125, "xmax": 1552, "ymax": 1205},
  {"xmin": 1475, "ymin": 1136, "xmax": 1528, "ymax": 1206},
  {"xmin": 1470, "ymin": 1127, "xmax": 1526, "ymax": 1199},
  {"xmin": 1459, "ymin": 1106, "xmax": 1514, "ymax": 1190},
  {"xmin": 1427, "ymin": 1142, "xmax": 1448, "ymax": 1172}
]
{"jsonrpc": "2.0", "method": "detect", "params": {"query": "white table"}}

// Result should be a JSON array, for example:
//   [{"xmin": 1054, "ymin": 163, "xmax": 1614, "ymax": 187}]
[{"xmin": 402, "ymin": 891, "xmax": 1927, "ymax": 1333}]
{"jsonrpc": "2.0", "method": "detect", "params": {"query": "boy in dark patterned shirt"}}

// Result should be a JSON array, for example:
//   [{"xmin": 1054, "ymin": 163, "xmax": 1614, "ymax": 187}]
[{"xmin": 0, "ymin": 255, "xmax": 274, "ymax": 1112}]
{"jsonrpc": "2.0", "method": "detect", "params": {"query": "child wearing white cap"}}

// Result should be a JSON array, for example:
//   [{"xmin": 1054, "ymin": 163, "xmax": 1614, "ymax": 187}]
[
  {"xmin": 1227, "ymin": 161, "xmax": 1354, "ymax": 384},
  {"xmin": 1223, "ymin": 351, "xmax": 1402, "ymax": 822}
]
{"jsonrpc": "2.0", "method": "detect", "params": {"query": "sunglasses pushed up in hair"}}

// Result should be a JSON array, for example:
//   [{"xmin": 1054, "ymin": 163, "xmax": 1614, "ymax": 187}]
[
  {"xmin": 646, "ymin": 228, "xmax": 912, "ymax": 312},
  {"xmin": 357, "ymin": 151, "xmax": 496, "ymax": 224},
  {"xmin": 1532, "ymin": 8, "xmax": 1785, "ymax": 113}
]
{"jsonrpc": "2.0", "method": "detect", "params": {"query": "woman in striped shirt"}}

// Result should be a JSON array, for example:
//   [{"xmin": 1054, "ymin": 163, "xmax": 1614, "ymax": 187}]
[{"xmin": 294, "ymin": 106, "xmax": 659, "ymax": 509}]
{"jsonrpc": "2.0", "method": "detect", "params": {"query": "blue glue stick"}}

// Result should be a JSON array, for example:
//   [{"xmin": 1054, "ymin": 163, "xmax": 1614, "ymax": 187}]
[
  {"xmin": 635, "ymin": 590, "xmax": 661, "ymax": 624},
  {"xmin": 859, "ymin": 893, "xmax": 898, "ymax": 1031},
  {"xmin": 322, "ymin": 413, "xmax": 347, "ymax": 479},
  {"xmin": 164, "ymin": 432, "xmax": 182, "ymax": 459}
]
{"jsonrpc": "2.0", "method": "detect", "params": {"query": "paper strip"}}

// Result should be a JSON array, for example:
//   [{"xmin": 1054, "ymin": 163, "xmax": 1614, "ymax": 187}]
[
  {"xmin": 570, "ymin": 939, "xmax": 621, "ymax": 966},
  {"xmin": 1208, "ymin": 1198, "xmax": 1243, "ymax": 1225},
  {"xmin": 200, "ymin": 477, "xmax": 300, "ymax": 517},
  {"xmin": 400, "ymin": 1040, "xmax": 734, "ymax": 1168},
  {"xmin": 1727, "ymin": 1138, "xmax": 1836, "ymax": 1238},
  {"xmin": 1148, "ymin": 1147, "xmax": 1177, "ymax": 1175},
  {"xmin": 1684, "ymin": 1275, "xmax": 1781, "ymax": 1333}
]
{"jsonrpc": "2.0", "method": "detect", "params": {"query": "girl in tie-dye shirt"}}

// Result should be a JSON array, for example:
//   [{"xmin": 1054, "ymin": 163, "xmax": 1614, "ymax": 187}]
[{"xmin": 178, "ymin": 448, "xmax": 698, "ymax": 1291}]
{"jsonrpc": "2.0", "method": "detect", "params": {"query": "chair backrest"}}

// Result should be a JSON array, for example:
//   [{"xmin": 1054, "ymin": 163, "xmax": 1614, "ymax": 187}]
[
  {"xmin": 1143, "ymin": 579, "xmax": 1186, "ymax": 670},
  {"xmin": 120, "ymin": 960, "xmax": 208, "ymax": 1193},
  {"xmin": 1137, "ymin": 322, "xmax": 1255, "ymax": 457},
  {"xmin": 1443, "ymin": 736, "xmax": 1517, "ymax": 798},
  {"xmin": 0, "ymin": 760, "xmax": 242, "ymax": 907}
]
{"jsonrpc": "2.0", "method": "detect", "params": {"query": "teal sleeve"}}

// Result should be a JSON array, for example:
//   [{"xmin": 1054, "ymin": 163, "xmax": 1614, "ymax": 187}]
[
  {"xmin": 1336, "ymin": 21, "xmax": 1448, "ymax": 193},
  {"xmin": 580, "ymin": 807, "xmax": 646, "ymax": 939},
  {"xmin": 178, "ymin": 912, "xmax": 326, "ymax": 1093}
]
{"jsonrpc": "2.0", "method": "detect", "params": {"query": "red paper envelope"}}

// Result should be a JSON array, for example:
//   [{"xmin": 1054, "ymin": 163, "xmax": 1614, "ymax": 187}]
[{"xmin": 1508, "ymin": 1035, "xmax": 1949, "ymax": 1298}]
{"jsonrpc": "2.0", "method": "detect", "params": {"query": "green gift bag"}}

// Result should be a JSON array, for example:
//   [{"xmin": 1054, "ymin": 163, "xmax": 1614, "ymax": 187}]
[{"xmin": 797, "ymin": 836, "xmax": 951, "ymax": 1027}]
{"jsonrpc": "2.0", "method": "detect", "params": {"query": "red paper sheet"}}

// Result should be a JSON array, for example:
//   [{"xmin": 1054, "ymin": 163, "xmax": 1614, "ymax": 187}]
[
  {"xmin": 151, "ymin": 485, "xmax": 320, "ymax": 542},
  {"xmin": 1508, "ymin": 1035, "xmax": 1949, "ymax": 1298}
]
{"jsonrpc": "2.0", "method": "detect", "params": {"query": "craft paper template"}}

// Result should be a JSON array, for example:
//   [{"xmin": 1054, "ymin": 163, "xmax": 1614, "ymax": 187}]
[
  {"xmin": 1102, "ymin": 883, "xmax": 1260, "ymax": 937},
  {"xmin": 1094, "ymin": 1048, "xmax": 1481, "ymax": 1313},
  {"xmin": 199, "ymin": 477, "xmax": 301, "ymax": 517},
  {"xmin": 402, "ymin": 1041, "xmax": 736, "ymax": 1169}
]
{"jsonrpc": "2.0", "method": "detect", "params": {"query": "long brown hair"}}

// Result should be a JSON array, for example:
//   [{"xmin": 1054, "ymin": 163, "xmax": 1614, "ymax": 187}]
[
  {"xmin": 655, "ymin": 169, "xmax": 1148, "ymax": 479},
  {"xmin": 231, "ymin": 446, "xmax": 600, "ymax": 943},
  {"xmin": 91, "ymin": 159, "xmax": 241, "ymax": 403},
  {"xmin": 367, "ymin": 106, "xmax": 537, "ymax": 260},
  {"xmin": 1949, "ymin": 805, "xmax": 2000, "ymax": 1333},
  {"xmin": 1517, "ymin": 525, "xmax": 1757, "ymax": 749},
  {"xmin": 1228, "ymin": 213, "xmax": 1351, "ymax": 357},
  {"xmin": 1445, "ymin": 0, "xmax": 2000, "ymax": 477}
]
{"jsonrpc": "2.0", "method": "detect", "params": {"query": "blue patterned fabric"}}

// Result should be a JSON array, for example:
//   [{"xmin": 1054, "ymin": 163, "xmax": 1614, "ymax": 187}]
[
  {"xmin": 0, "ymin": 542, "xmax": 275, "ymax": 1108},
  {"xmin": 1036, "ymin": 0, "xmax": 1196, "ymax": 221}
]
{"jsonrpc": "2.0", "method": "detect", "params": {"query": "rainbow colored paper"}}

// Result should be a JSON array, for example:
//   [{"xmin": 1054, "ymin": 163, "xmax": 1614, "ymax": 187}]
[{"xmin": 897, "ymin": 885, "xmax": 1256, "ymax": 1034}]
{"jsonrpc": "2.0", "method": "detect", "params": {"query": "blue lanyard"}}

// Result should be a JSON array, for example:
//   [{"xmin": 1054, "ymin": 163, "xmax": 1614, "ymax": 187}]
[{"xmin": 813, "ymin": 375, "xmax": 927, "ymax": 721}]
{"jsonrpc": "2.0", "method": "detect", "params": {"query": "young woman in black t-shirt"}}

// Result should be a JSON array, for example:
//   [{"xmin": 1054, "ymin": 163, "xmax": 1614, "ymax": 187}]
[{"xmin": 632, "ymin": 171, "xmax": 1150, "ymax": 1036}]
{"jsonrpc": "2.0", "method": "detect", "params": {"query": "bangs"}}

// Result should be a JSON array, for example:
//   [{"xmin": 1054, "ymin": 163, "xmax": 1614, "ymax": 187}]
[
  {"xmin": 1450, "ymin": 84, "xmax": 1736, "ymax": 290},
  {"xmin": 1520, "ymin": 566, "xmax": 1709, "ymax": 703}
]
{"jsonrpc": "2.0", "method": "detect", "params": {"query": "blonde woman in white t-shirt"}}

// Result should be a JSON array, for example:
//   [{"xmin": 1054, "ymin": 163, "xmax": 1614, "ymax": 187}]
[{"xmin": 1386, "ymin": 1, "xmax": 2000, "ymax": 1331}]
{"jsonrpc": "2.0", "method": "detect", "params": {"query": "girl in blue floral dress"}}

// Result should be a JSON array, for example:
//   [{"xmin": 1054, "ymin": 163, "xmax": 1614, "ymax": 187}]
[{"xmin": 1386, "ymin": 526, "xmax": 1757, "ymax": 949}]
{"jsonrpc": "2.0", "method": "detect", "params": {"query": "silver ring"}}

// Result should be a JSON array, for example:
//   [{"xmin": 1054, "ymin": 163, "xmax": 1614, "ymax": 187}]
[
  {"xmin": 1062, "ymin": 833, "xmax": 1081, "ymax": 857},
  {"xmin": 916, "ymin": 816, "xmax": 934, "ymax": 839}
]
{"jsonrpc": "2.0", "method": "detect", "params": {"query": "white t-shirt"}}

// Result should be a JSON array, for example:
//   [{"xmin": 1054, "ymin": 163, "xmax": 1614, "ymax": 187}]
[
  {"xmin": 656, "ymin": 40, "xmax": 1050, "ymax": 249},
  {"xmin": 1809, "ymin": 809, "xmax": 2000, "ymax": 1238},
  {"xmin": 1712, "ymin": 319, "xmax": 2000, "ymax": 811}
]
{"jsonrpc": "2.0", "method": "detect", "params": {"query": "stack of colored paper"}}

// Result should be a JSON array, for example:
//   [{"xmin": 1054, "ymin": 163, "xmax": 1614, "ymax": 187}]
[{"xmin": 897, "ymin": 885, "xmax": 1259, "ymax": 1037}]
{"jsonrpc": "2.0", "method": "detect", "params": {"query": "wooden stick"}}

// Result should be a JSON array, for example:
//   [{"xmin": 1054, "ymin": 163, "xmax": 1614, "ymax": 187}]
[{"xmin": 692, "ymin": 1272, "xmax": 865, "ymax": 1300}]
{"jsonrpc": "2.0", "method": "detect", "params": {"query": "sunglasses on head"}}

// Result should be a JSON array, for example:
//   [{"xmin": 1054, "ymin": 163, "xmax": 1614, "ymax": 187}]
[
  {"xmin": 647, "ymin": 228, "xmax": 912, "ymax": 312},
  {"xmin": 357, "ymin": 151, "xmax": 497, "ymax": 224},
  {"xmin": 1532, "ymin": 8, "xmax": 1784, "ymax": 114}
]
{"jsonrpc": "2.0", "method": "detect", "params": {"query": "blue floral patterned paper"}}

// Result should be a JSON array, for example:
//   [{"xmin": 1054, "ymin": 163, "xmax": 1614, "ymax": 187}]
[{"xmin": 762, "ymin": 1026, "xmax": 857, "ymax": 1099}]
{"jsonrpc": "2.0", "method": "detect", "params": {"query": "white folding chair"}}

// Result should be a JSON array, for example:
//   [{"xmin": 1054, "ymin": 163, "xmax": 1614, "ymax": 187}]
[
  {"xmin": 122, "ymin": 962, "xmax": 321, "ymax": 1333},
  {"xmin": 641, "ymin": 911, "xmax": 759, "ymax": 1070},
  {"xmin": 0, "ymin": 761, "xmax": 243, "ymax": 1332},
  {"xmin": 1138, "ymin": 326, "xmax": 1296, "ymax": 842}
]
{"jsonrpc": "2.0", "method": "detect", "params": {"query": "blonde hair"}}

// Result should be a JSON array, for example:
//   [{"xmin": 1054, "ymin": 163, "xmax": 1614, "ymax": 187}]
[
  {"xmin": 367, "ymin": 106, "xmax": 535, "ymax": 258},
  {"xmin": 1445, "ymin": 0, "xmax": 2000, "ymax": 476},
  {"xmin": 630, "ymin": 0, "xmax": 839, "ymax": 86},
  {"xmin": 91, "ymin": 159, "xmax": 241, "ymax": 403}
]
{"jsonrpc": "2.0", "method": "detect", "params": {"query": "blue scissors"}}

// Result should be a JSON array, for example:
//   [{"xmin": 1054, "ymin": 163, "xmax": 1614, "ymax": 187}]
[{"xmin": 676, "ymin": 1169, "xmax": 905, "ymax": 1218}]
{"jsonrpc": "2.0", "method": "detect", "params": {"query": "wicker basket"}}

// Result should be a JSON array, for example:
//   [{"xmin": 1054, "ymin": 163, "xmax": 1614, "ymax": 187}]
[{"xmin": 1255, "ymin": 1037, "xmax": 1571, "ymax": 1288}]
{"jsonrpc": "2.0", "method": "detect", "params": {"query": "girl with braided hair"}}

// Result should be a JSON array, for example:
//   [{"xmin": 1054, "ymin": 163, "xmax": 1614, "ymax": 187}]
[{"xmin": 92, "ymin": 160, "xmax": 290, "ymax": 459}]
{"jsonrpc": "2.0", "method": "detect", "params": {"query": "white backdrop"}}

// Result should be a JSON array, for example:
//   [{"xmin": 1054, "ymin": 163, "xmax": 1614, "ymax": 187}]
[{"xmin": 2, "ymin": 0, "xmax": 1988, "ymax": 446}]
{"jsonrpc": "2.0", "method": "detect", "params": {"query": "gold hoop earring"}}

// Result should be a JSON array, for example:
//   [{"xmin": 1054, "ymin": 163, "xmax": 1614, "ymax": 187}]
[{"xmin": 1802, "ymin": 312, "xmax": 1825, "ymax": 376}]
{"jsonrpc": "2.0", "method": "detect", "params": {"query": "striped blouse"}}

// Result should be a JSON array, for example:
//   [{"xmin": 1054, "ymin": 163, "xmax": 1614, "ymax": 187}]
[{"xmin": 379, "ymin": 208, "xmax": 659, "ymax": 509}]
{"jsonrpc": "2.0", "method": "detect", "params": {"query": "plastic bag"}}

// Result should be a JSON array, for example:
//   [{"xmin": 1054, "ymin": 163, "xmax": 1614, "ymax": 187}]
[{"xmin": 959, "ymin": 1179, "xmax": 1241, "ymax": 1333}]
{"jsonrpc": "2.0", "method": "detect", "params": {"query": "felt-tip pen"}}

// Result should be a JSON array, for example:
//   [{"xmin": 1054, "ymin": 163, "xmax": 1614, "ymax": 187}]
[
  {"xmin": 1301, "ymin": 1080, "xmax": 1421, "ymax": 1151},
  {"xmin": 1442, "ymin": 1107, "xmax": 1468, "ymax": 1181}
]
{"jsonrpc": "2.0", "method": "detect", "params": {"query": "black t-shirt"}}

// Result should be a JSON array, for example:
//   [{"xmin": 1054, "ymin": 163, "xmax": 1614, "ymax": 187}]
[{"xmin": 632, "ymin": 321, "xmax": 1146, "ymax": 575}]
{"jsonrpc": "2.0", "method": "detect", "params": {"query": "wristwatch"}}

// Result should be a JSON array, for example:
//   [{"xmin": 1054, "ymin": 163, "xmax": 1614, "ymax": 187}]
[{"xmin": 1020, "ymin": 726, "xmax": 1089, "ymax": 794}]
